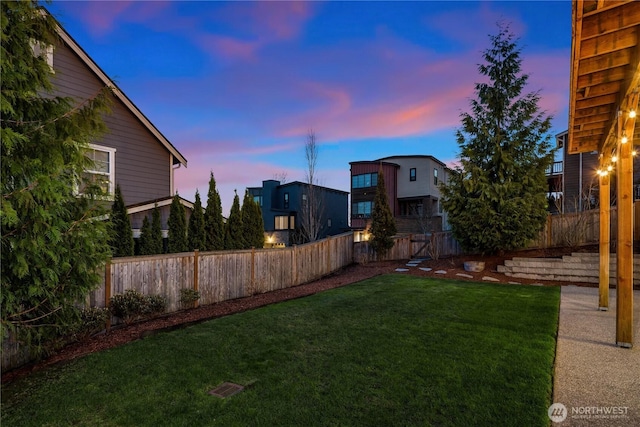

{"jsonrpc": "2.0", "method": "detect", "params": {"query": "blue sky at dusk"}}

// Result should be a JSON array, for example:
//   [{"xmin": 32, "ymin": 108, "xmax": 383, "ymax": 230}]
[{"xmin": 47, "ymin": 1, "xmax": 571, "ymax": 215}]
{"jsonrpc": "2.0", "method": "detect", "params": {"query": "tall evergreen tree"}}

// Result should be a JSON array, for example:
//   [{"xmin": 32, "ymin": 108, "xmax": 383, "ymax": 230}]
[
  {"xmin": 150, "ymin": 203, "xmax": 163, "ymax": 254},
  {"xmin": 110, "ymin": 184, "xmax": 134, "ymax": 257},
  {"xmin": 224, "ymin": 191, "xmax": 245, "ymax": 250},
  {"xmin": 250, "ymin": 197, "xmax": 265, "ymax": 249},
  {"xmin": 187, "ymin": 190, "xmax": 206, "ymax": 251},
  {"xmin": 167, "ymin": 193, "xmax": 188, "ymax": 253},
  {"xmin": 241, "ymin": 190, "xmax": 265, "ymax": 249},
  {"xmin": 241, "ymin": 190, "xmax": 253, "ymax": 249},
  {"xmin": 370, "ymin": 169, "xmax": 397, "ymax": 257},
  {"xmin": 204, "ymin": 172, "xmax": 225, "ymax": 250},
  {"xmin": 138, "ymin": 215, "xmax": 153, "ymax": 255},
  {"xmin": 441, "ymin": 26, "xmax": 553, "ymax": 254},
  {"xmin": 1, "ymin": 1, "xmax": 112, "ymax": 351}
]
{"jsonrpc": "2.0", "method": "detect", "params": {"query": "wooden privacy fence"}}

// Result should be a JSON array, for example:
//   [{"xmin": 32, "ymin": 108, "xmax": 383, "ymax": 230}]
[
  {"xmin": 90, "ymin": 232, "xmax": 354, "ymax": 313},
  {"xmin": 353, "ymin": 232, "xmax": 463, "ymax": 263}
]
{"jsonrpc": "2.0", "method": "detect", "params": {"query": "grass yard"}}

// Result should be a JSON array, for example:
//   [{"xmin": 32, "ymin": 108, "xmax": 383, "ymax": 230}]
[{"xmin": 1, "ymin": 276, "xmax": 559, "ymax": 427}]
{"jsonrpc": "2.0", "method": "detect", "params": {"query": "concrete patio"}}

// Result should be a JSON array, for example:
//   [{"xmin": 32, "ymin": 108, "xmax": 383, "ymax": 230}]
[{"xmin": 552, "ymin": 286, "xmax": 640, "ymax": 426}]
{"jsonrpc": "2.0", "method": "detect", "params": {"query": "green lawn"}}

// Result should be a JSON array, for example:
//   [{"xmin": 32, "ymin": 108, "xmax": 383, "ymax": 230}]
[{"xmin": 1, "ymin": 276, "xmax": 559, "ymax": 427}]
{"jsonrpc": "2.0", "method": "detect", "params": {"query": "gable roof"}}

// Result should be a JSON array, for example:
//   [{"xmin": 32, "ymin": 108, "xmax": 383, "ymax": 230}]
[{"xmin": 49, "ymin": 10, "xmax": 187, "ymax": 167}]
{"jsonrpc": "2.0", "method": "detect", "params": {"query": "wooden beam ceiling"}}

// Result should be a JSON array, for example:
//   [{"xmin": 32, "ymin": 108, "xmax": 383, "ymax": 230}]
[{"xmin": 568, "ymin": 0, "xmax": 640, "ymax": 155}]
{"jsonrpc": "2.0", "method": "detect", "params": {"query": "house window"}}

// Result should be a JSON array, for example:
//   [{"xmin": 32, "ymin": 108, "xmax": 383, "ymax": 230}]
[
  {"xmin": 327, "ymin": 218, "xmax": 332, "ymax": 228},
  {"xmin": 352, "ymin": 173, "xmax": 378, "ymax": 189},
  {"xmin": 284, "ymin": 192, "xmax": 289, "ymax": 209},
  {"xmin": 275, "ymin": 215, "xmax": 295, "ymax": 230},
  {"xmin": 275, "ymin": 216, "xmax": 288, "ymax": 230},
  {"xmin": 351, "ymin": 201, "xmax": 373, "ymax": 218},
  {"xmin": 30, "ymin": 39, "xmax": 54, "ymax": 73},
  {"xmin": 83, "ymin": 144, "xmax": 115, "ymax": 196},
  {"xmin": 253, "ymin": 195, "xmax": 262, "ymax": 206},
  {"xmin": 410, "ymin": 168, "xmax": 416, "ymax": 181},
  {"xmin": 434, "ymin": 168, "xmax": 438, "ymax": 185}
]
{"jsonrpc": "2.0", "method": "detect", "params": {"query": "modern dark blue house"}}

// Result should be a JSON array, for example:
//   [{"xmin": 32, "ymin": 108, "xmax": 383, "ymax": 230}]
[{"xmin": 247, "ymin": 180, "xmax": 349, "ymax": 245}]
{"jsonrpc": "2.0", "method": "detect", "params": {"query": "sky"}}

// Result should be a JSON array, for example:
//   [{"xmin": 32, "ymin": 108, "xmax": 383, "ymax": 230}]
[{"xmin": 47, "ymin": 0, "xmax": 572, "ymax": 215}]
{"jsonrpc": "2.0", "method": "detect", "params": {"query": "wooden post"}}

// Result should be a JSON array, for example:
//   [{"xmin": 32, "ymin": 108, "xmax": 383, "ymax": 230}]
[
  {"xmin": 327, "ymin": 236, "xmax": 331, "ymax": 273},
  {"xmin": 546, "ymin": 215, "xmax": 553, "ymax": 248},
  {"xmin": 105, "ymin": 259, "xmax": 112, "ymax": 331},
  {"xmin": 193, "ymin": 250, "xmax": 199, "ymax": 308},
  {"xmin": 250, "ymin": 247, "xmax": 255, "ymax": 295},
  {"xmin": 598, "ymin": 170, "xmax": 610, "ymax": 310},
  {"xmin": 616, "ymin": 108, "xmax": 636, "ymax": 348},
  {"xmin": 292, "ymin": 245, "xmax": 297, "ymax": 286}
]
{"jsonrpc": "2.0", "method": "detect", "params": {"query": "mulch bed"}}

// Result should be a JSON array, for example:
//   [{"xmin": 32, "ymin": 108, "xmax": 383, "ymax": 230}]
[{"xmin": 1, "ymin": 246, "xmax": 598, "ymax": 384}]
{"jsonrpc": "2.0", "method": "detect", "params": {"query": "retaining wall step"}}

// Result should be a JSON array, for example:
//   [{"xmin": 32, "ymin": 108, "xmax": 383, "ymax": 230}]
[{"xmin": 498, "ymin": 253, "xmax": 640, "ymax": 285}]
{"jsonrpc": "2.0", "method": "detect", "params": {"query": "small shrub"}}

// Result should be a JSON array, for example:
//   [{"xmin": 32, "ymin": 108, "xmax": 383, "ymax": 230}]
[
  {"xmin": 179, "ymin": 288, "xmax": 200, "ymax": 308},
  {"xmin": 109, "ymin": 289, "xmax": 166, "ymax": 325},
  {"xmin": 70, "ymin": 307, "xmax": 109, "ymax": 341},
  {"xmin": 145, "ymin": 294, "xmax": 167, "ymax": 315}
]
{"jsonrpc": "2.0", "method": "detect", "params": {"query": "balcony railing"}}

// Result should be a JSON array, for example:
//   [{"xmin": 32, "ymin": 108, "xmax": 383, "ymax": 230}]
[{"xmin": 545, "ymin": 161, "xmax": 563, "ymax": 176}]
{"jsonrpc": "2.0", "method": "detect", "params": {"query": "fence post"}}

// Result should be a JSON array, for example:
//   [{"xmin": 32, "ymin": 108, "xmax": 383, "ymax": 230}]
[
  {"xmin": 194, "ymin": 250, "xmax": 199, "ymax": 308},
  {"xmin": 292, "ymin": 245, "xmax": 297, "ymax": 285},
  {"xmin": 327, "ymin": 236, "xmax": 331, "ymax": 273},
  {"xmin": 546, "ymin": 215, "xmax": 552, "ymax": 248},
  {"xmin": 105, "ymin": 259, "xmax": 112, "ymax": 331},
  {"xmin": 251, "ymin": 247, "xmax": 255, "ymax": 295}
]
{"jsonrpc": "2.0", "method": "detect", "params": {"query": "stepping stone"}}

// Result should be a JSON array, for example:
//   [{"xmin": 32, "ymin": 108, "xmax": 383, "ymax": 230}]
[
  {"xmin": 406, "ymin": 263, "xmax": 420, "ymax": 267},
  {"xmin": 508, "ymin": 281, "xmax": 521, "ymax": 285},
  {"xmin": 530, "ymin": 283, "xmax": 544, "ymax": 286},
  {"xmin": 482, "ymin": 276, "xmax": 500, "ymax": 282},
  {"xmin": 419, "ymin": 267, "xmax": 432, "ymax": 272},
  {"xmin": 456, "ymin": 273, "xmax": 473, "ymax": 279},
  {"xmin": 435, "ymin": 270, "xmax": 447, "ymax": 274},
  {"xmin": 395, "ymin": 268, "xmax": 409, "ymax": 272}
]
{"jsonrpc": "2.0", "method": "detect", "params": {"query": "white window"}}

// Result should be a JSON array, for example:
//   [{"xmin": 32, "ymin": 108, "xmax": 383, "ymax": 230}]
[{"xmin": 83, "ymin": 144, "xmax": 116, "ymax": 196}]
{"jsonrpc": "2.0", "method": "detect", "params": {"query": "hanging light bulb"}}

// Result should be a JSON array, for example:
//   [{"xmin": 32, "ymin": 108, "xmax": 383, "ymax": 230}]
[{"xmin": 629, "ymin": 110, "xmax": 636, "ymax": 119}]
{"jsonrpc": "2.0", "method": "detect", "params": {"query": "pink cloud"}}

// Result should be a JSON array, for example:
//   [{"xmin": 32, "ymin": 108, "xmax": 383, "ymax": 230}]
[
  {"xmin": 196, "ymin": 2, "xmax": 316, "ymax": 61},
  {"xmin": 198, "ymin": 35, "xmax": 260, "ymax": 61},
  {"xmin": 69, "ymin": 1, "xmax": 133, "ymax": 36}
]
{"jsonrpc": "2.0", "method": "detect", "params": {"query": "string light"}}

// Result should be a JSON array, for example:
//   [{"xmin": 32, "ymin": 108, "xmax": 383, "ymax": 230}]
[
  {"xmin": 629, "ymin": 110, "xmax": 636, "ymax": 119},
  {"xmin": 633, "ymin": 148, "xmax": 638, "ymax": 156},
  {"xmin": 612, "ymin": 155, "xmax": 618, "ymax": 162},
  {"xmin": 607, "ymin": 165, "xmax": 613, "ymax": 172},
  {"xmin": 621, "ymin": 134, "xmax": 628, "ymax": 144}
]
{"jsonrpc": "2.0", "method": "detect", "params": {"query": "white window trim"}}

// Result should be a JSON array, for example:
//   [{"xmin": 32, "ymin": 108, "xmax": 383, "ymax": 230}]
[
  {"xmin": 86, "ymin": 143, "xmax": 116, "ymax": 197},
  {"xmin": 30, "ymin": 39, "xmax": 54, "ymax": 73}
]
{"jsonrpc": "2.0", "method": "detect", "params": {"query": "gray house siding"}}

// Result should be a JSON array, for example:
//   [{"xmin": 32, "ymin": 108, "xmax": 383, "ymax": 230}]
[{"xmin": 50, "ymin": 38, "xmax": 172, "ymax": 206}]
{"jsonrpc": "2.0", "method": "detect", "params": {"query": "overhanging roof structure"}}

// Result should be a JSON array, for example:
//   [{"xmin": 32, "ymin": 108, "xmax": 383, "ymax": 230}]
[{"xmin": 568, "ymin": 0, "xmax": 640, "ymax": 155}]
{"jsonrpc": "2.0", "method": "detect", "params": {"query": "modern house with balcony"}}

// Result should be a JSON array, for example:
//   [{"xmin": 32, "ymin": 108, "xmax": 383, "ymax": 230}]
[
  {"xmin": 350, "ymin": 155, "xmax": 449, "ymax": 236},
  {"xmin": 247, "ymin": 180, "xmax": 349, "ymax": 245}
]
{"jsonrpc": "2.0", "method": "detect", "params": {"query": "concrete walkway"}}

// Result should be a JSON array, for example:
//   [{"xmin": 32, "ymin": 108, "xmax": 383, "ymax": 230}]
[{"xmin": 552, "ymin": 286, "xmax": 640, "ymax": 426}]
